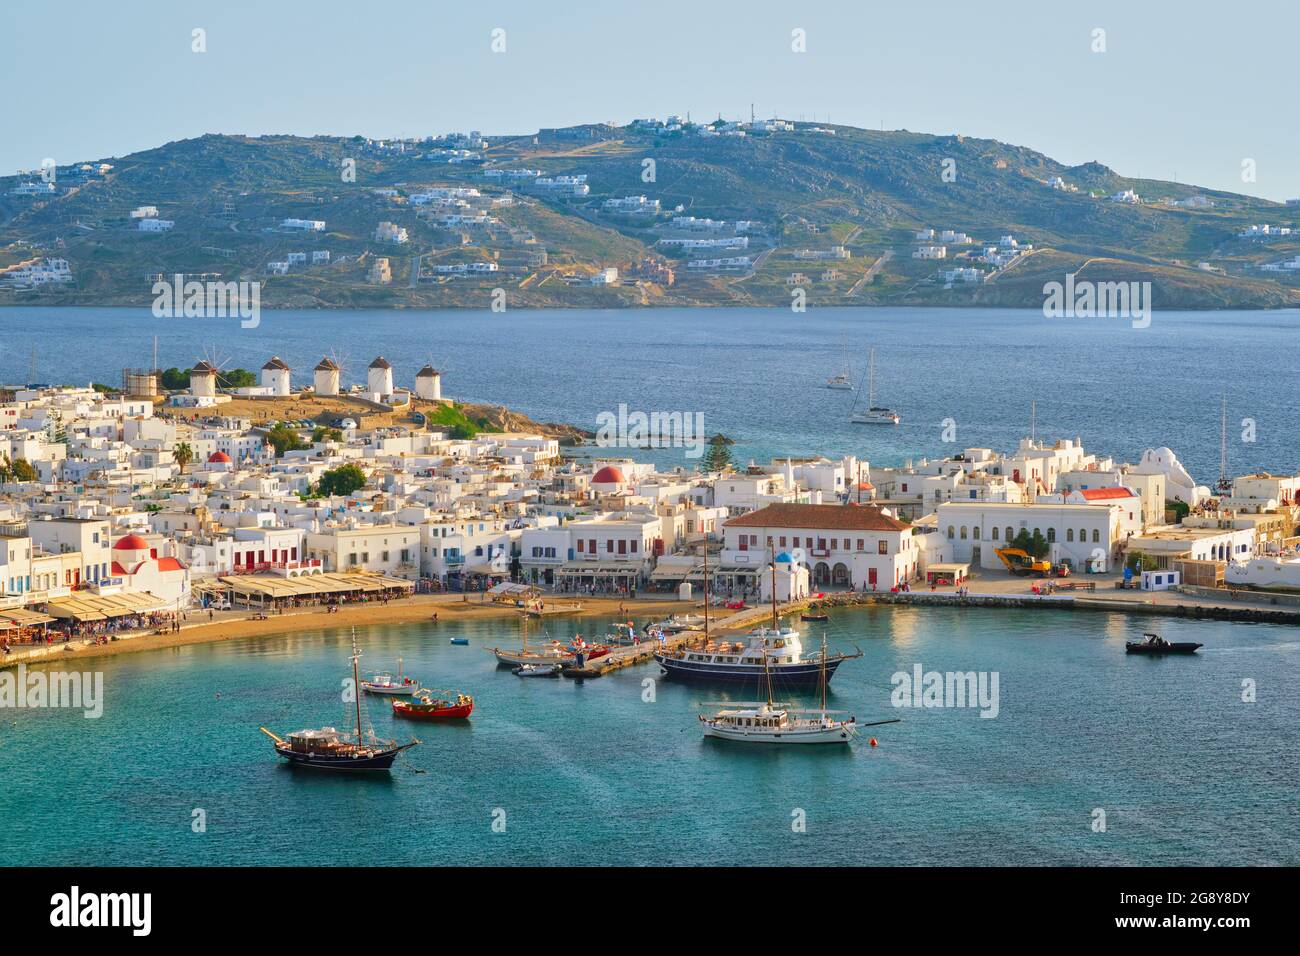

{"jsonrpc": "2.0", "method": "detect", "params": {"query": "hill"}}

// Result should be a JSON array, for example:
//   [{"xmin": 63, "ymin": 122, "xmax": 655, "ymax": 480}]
[{"xmin": 2, "ymin": 120, "xmax": 1297, "ymax": 310}]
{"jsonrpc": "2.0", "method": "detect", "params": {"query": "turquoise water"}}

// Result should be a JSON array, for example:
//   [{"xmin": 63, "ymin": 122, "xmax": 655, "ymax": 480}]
[
  {"xmin": 2, "ymin": 607, "xmax": 1295, "ymax": 866},
  {"xmin": 1, "ymin": 305, "xmax": 1297, "ymax": 477}
]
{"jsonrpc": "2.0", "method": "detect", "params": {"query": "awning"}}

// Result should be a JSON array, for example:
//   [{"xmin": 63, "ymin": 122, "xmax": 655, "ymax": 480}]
[
  {"xmin": 0, "ymin": 608, "xmax": 55, "ymax": 627},
  {"xmin": 650, "ymin": 565, "xmax": 697, "ymax": 581}
]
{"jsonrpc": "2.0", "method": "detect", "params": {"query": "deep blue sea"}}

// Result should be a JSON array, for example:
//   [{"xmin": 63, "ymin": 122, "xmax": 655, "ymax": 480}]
[
  {"xmin": 1, "ymin": 608, "xmax": 1295, "ymax": 866},
  {"xmin": 0, "ymin": 305, "xmax": 1296, "ymax": 479}
]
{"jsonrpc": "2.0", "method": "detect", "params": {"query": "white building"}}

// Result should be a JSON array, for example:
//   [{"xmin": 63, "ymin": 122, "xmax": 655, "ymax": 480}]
[
  {"xmin": 414, "ymin": 366, "xmax": 442, "ymax": 401},
  {"xmin": 313, "ymin": 357, "xmax": 340, "ymax": 396},
  {"xmin": 138, "ymin": 219, "xmax": 174, "ymax": 232},
  {"xmin": 260, "ymin": 357, "xmax": 291, "ymax": 397},
  {"xmin": 367, "ymin": 357, "xmax": 394, "ymax": 398},
  {"xmin": 281, "ymin": 219, "xmax": 326, "ymax": 232}
]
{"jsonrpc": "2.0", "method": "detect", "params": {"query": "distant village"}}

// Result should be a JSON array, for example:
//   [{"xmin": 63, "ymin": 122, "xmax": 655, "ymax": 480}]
[{"xmin": 2, "ymin": 358, "xmax": 1298, "ymax": 643}]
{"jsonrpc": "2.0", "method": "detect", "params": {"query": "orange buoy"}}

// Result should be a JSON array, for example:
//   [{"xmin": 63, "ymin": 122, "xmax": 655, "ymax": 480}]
[{"xmin": 869, "ymin": 738, "xmax": 878, "ymax": 747}]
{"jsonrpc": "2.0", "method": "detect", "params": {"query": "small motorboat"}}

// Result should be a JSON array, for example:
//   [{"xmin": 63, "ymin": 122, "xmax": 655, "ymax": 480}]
[
  {"xmin": 1126, "ymin": 633, "xmax": 1202, "ymax": 655},
  {"xmin": 514, "ymin": 663, "xmax": 562, "ymax": 678},
  {"xmin": 801, "ymin": 612, "xmax": 829, "ymax": 622},
  {"xmin": 360, "ymin": 658, "xmax": 419, "ymax": 696},
  {"xmin": 392, "ymin": 688, "xmax": 474, "ymax": 720},
  {"xmin": 449, "ymin": 637, "xmax": 469, "ymax": 646}
]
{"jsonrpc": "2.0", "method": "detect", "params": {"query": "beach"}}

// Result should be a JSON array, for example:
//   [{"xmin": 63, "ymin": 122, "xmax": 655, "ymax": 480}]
[{"xmin": 3, "ymin": 593, "xmax": 699, "ymax": 670}]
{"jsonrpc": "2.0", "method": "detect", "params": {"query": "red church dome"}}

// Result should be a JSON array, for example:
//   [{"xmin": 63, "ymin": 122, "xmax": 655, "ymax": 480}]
[
  {"xmin": 113, "ymin": 533, "xmax": 150, "ymax": 551},
  {"xmin": 208, "ymin": 451, "xmax": 232, "ymax": 464},
  {"xmin": 592, "ymin": 466, "xmax": 625, "ymax": 484}
]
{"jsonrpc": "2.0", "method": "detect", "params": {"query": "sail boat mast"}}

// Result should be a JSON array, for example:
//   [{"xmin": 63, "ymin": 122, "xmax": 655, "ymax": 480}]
[
  {"xmin": 351, "ymin": 631, "xmax": 363, "ymax": 745},
  {"xmin": 702, "ymin": 542, "xmax": 710, "ymax": 641}
]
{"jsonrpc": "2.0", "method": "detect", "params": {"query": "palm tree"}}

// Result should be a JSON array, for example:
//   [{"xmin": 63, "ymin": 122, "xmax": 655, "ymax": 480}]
[{"xmin": 174, "ymin": 442, "xmax": 194, "ymax": 474}]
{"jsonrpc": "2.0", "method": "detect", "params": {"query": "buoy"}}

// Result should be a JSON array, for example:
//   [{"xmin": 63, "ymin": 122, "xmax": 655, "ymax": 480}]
[{"xmin": 869, "ymin": 738, "xmax": 878, "ymax": 747}]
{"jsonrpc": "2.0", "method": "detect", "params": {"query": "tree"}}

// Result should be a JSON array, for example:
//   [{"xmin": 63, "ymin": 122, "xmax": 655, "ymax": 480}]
[
  {"xmin": 174, "ymin": 442, "xmax": 194, "ymax": 473},
  {"xmin": 266, "ymin": 425, "xmax": 307, "ymax": 458},
  {"xmin": 316, "ymin": 463, "xmax": 367, "ymax": 498},
  {"xmin": 311, "ymin": 426, "xmax": 344, "ymax": 443},
  {"xmin": 10, "ymin": 459, "xmax": 38, "ymax": 482},
  {"xmin": 701, "ymin": 435, "xmax": 733, "ymax": 473}
]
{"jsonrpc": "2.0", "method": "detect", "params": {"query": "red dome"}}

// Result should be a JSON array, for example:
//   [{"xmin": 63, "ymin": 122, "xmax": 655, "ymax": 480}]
[
  {"xmin": 592, "ymin": 466, "xmax": 625, "ymax": 484},
  {"xmin": 113, "ymin": 534, "xmax": 150, "ymax": 551},
  {"xmin": 208, "ymin": 451, "xmax": 232, "ymax": 463}
]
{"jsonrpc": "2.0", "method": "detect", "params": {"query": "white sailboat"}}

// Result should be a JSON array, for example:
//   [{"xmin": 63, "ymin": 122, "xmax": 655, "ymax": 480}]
[
  {"xmin": 826, "ymin": 335, "xmax": 855, "ymax": 389},
  {"xmin": 700, "ymin": 635, "xmax": 862, "ymax": 745},
  {"xmin": 850, "ymin": 347, "xmax": 900, "ymax": 425}
]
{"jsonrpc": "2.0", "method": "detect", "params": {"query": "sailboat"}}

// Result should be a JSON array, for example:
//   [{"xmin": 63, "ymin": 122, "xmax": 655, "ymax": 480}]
[
  {"xmin": 850, "ymin": 347, "xmax": 900, "ymax": 425},
  {"xmin": 699, "ymin": 634, "xmax": 879, "ymax": 745},
  {"xmin": 488, "ymin": 618, "xmax": 576, "ymax": 668},
  {"xmin": 655, "ymin": 558, "xmax": 860, "ymax": 687},
  {"xmin": 260, "ymin": 631, "xmax": 419, "ymax": 771},
  {"xmin": 825, "ymin": 335, "xmax": 855, "ymax": 389}
]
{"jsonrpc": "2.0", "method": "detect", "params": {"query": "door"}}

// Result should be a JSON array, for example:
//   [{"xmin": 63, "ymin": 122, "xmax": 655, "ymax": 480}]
[{"xmin": 868, "ymin": 568, "xmax": 878, "ymax": 587}]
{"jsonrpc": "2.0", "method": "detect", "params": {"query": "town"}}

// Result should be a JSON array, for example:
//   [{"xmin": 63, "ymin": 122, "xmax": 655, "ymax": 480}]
[{"xmin": 2, "ymin": 358, "xmax": 1297, "ymax": 660}]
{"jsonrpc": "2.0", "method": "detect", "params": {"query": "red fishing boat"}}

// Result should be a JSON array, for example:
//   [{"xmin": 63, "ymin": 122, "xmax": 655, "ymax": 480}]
[{"xmin": 391, "ymin": 688, "xmax": 474, "ymax": 720}]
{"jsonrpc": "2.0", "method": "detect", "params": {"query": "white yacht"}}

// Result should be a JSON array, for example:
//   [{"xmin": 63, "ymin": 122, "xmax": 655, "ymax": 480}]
[{"xmin": 825, "ymin": 373, "xmax": 854, "ymax": 390}]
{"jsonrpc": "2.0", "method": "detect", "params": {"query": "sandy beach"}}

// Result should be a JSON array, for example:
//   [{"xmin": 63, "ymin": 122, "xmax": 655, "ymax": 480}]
[{"xmin": 4, "ymin": 593, "xmax": 699, "ymax": 669}]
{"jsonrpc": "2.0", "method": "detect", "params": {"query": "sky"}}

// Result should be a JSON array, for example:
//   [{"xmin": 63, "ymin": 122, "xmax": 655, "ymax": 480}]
[{"xmin": 2, "ymin": 0, "xmax": 1297, "ymax": 200}]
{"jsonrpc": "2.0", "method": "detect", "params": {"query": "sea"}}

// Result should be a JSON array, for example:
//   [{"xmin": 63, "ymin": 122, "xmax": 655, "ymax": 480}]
[
  {"xmin": 1, "ymin": 608, "xmax": 1295, "ymax": 866},
  {"xmin": 0, "ymin": 305, "xmax": 1297, "ymax": 478},
  {"xmin": 0, "ymin": 304, "xmax": 1297, "ymax": 866}
]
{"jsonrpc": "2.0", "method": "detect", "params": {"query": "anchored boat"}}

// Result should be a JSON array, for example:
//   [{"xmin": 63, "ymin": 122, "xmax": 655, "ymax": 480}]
[
  {"xmin": 392, "ymin": 688, "xmax": 474, "ymax": 720},
  {"xmin": 360, "ymin": 657, "xmax": 419, "ymax": 695},
  {"xmin": 849, "ymin": 347, "xmax": 900, "ymax": 425},
  {"xmin": 260, "ymin": 632, "xmax": 418, "ymax": 772}
]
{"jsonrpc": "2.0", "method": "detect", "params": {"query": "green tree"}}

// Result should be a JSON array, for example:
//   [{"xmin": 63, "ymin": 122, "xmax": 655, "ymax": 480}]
[
  {"xmin": 311, "ymin": 426, "xmax": 344, "ymax": 443},
  {"xmin": 10, "ymin": 459, "xmax": 38, "ymax": 482},
  {"xmin": 266, "ymin": 425, "xmax": 307, "ymax": 457},
  {"xmin": 701, "ymin": 435, "xmax": 733, "ymax": 473},
  {"xmin": 160, "ymin": 367, "xmax": 189, "ymax": 390},
  {"xmin": 174, "ymin": 442, "xmax": 194, "ymax": 473},
  {"xmin": 316, "ymin": 463, "xmax": 367, "ymax": 498}
]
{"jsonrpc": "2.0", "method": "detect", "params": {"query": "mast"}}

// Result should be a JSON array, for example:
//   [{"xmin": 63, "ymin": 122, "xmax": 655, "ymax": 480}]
[
  {"xmin": 867, "ymin": 348, "xmax": 875, "ymax": 408},
  {"xmin": 820, "ymin": 633, "xmax": 828, "ymax": 712},
  {"xmin": 1219, "ymin": 393, "xmax": 1229, "ymax": 491},
  {"xmin": 770, "ymin": 560, "xmax": 778, "ymax": 630},
  {"xmin": 702, "ymin": 541, "xmax": 710, "ymax": 640},
  {"xmin": 351, "ymin": 630, "xmax": 363, "ymax": 745}
]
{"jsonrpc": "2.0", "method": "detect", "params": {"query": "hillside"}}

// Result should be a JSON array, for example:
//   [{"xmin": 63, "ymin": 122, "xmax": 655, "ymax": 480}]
[{"xmin": 2, "ymin": 121, "xmax": 1298, "ymax": 310}]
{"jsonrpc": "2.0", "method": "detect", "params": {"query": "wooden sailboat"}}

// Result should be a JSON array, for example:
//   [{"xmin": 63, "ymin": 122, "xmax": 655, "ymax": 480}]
[{"xmin": 261, "ymin": 631, "xmax": 418, "ymax": 771}]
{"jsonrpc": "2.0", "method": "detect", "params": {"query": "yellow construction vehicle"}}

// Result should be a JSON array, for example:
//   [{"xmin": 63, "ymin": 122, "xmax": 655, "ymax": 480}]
[{"xmin": 995, "ymin": 547, "xmax": 1054, "ymax": 577}]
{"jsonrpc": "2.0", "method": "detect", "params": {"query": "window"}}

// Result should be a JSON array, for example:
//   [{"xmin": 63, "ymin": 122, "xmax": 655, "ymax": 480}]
[
  {"xmin": 947, "ymin": 526, "xmax": 955, "ymax": 540},
  {"xmin": 630, "ymin": 540, "xmax": 638, "ymax": 553},
  {"xmin": 577, "ymin": 539, "xmax": 585, "ymax": 553},
  {"xmin": 992, "ymin": 527, "xmax": 999, "ymax": 540},
  {"xmin": 878, "ymin": 540, "xmax": 888, "ymax": 555},
  {"xmin": 1066, "ymin": 529, "xmax": 1074, "ymax": 542},
  {"xmin": 1080, "ymin": 528, "xmax": 1086, "ymax": 542},
  {"xmin": 1006, "ymin": 527, "xmax": 1014, "ymax": 543},
  {"xmin": 857, "ymin": 539, "xmax": 864, "ymax": 551},
  {"xmin": 960, "ymin": 526, "xmax": 967, "ymax": 539},
  {"xmin": 1047, "ymin": 528, "xmax": 1055, "ymax": 543},
  {"xmin": 1092, "ymin": 529, "xmax": 1100, "ymax": 543}
]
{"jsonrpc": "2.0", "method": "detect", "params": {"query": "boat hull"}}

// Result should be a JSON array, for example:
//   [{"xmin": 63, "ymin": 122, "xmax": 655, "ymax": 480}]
[
  {"xmin": 655, "ymin": 654, "xmax": 847, "ymax": 687},
  {"xmin": 392, "ymin": 700, "xmax": 473, "ymax": 720},
  {"xmin": 361, "ymin": 682, "xmax": 418, "ymax": 696},
  {"xmin": 273, "ymin": 742, "xmax": 412, "ymax": 772},
  {"xmin": 1125, "ymin": 642, "xmax": 1203, "ymax": 654},
  {"xmin": 492, "ymin": 648, "xmax": 573, "ymax": 667},
  {"xmin": 702, "ymin": 722, "xmax": 856, "ymax": 744}
]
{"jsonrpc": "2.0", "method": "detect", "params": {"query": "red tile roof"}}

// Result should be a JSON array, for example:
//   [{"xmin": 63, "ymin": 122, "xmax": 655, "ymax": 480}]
[
  {"xmin": 724, "ymin": 503, "xmax": 908, "ymax": 532},
  {"xmin": 1079, "ymin": 487, "xmax": 1137, "ymax": 500}
]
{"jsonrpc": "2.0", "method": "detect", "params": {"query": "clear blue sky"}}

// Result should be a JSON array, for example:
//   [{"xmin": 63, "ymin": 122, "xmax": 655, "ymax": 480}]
[{"xmin": 3, "ymin": 0, "xmax": 1297, "ymax": 200}]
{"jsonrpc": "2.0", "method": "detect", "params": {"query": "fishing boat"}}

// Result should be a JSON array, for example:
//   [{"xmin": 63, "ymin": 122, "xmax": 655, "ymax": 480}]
[
  {"xmin": 489, "ymin": 619, "xmax": 578, "ymax": 667},
  {"xmin": 360, "ymin": 658, "xmax": 419, "ymax": 696},
  {"xmin": 849, "ymin": 347, "xmax": 900, "ymax": 425},
  {"xmin": 392, "ymin": 688, "xmax": 474, "ymax": 720},
  {"xmin": 644, "ymin": 614, "xmax": 706, "ymax": 635},
  {"xmin": 700, "ymin": 637, "xmax": 888, "ymax": 745},
  {"xmin": 801, "ymin": 611, "xmax": 829, "ymax": 622},
  {"xmin": 1126, "ymin": 632, "xmax": 1203, "ymax": 655},
  {"xmin": 656, "ymin": 559, "xmax": 860, "ymax": 688},
  {"xmin": 514, "ymin": 663, "xmax": 562, "ymax": 678},
  {"xmin": 260, "ymin": 632, "xmax": 418, "ymax": 772},
  {"xmin": 602, "ymin": 622, "xmax": 644, "ymax": 646}
]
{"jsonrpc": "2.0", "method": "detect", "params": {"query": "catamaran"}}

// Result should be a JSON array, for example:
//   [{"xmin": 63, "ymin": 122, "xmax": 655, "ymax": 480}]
[
  {"xmin": 260, "ymin": 632, "xmax": 418, "ymax": 772},
  {"xmin": 849, "ymin": 347, "xmax": 900, "ymax": 425}
]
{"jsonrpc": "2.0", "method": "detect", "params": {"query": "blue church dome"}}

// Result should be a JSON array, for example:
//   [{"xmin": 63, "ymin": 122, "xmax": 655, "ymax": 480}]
[{"xmin": 775, "ymin": 552, "xmax": 794, "ymax": 563}]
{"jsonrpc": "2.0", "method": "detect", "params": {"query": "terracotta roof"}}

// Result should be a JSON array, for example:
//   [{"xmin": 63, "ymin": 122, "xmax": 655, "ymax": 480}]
[
  {"xmin": 592, "ymin": 465, "xmax": 625, "ymax": 484},
  {"xmin": 156, "ymin": 557, "xmax": 186, "ymax": 572},
  {"xmin": 112, "ymin": 533, "xmax": 151, "ymax": 551},
  {"xmin": 1079, "ymin": 487, "xmax": 1137, "ymax": 500},
  {"xmin": 724, "ymin": 503, "xmax": 908, "ymax": 532}
]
